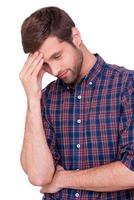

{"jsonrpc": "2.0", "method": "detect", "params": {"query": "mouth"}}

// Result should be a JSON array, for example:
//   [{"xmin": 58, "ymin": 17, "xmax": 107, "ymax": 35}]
[{"xmin": 58, "ymin": 69, "xmax": 68, "ymax": 78}]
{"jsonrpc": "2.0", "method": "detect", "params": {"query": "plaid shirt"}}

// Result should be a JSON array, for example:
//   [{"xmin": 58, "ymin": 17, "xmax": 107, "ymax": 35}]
[{"xmin": 41, "ymin": 54, "xmax": 134, "ymax": 200}]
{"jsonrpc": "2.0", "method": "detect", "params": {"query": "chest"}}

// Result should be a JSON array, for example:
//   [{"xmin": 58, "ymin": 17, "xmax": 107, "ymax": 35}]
[{"xmin": 46, "ymin": 83, "xmax": 121, "ymax": 131}]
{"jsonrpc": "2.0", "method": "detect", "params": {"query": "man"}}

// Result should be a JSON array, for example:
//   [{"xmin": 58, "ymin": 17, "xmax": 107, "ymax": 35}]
[{"xmin": 19, "ymin": 6, "xmax": 134, "ymax": 200}]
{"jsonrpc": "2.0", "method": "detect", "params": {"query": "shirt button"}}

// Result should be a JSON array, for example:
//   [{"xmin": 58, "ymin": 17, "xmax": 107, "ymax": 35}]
[
  {"xmin": 76, "ymin": 144, "xmax": 80, "ymax": 148},
  {"xmin": 77, "ymin": 119, "xmax": 81, "ymax": 124},
  {"xmin": 77, "ymin": 95, "xmax": 81, "ymax": 99},
  {"xmin": 89, "ymin": 81, "xmax": 93, "ymax": 85},
  {"xmin": 75, "ymin": 193, "xmax": 79, "ymax": 197}
]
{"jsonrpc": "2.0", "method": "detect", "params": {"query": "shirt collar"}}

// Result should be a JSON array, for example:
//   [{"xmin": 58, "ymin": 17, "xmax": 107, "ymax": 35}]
[
  {"xmin": 84, "ymin": 53, "xmax": 105, "ymax": 85},
  {"xmin": 58, "ymin": 53, "xmax": 105, "ymax": 90}
]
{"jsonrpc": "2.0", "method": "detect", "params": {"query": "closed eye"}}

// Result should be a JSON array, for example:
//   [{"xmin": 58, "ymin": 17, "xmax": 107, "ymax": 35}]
[{"xmin": 53, "ymin": 54, "xmax": 62, "ymax": 59}]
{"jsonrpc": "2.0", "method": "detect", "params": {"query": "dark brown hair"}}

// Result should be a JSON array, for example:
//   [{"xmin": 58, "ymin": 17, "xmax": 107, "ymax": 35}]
[{"xmin": 21, "ymin": 6, "xmax": 75, "ymax": 53}]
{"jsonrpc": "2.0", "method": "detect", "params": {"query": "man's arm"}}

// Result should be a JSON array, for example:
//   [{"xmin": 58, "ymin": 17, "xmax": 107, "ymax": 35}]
[
  {"xmin": 58, "ymin": 161, "xmax": 134, "ymax": 192},
  {"xmin": 20, "ymin": 51, "xmax": 55, "ymax": 186},
  {"xmin": 20, "ymin": 100, "xmax": 55, "ymax": 186}
]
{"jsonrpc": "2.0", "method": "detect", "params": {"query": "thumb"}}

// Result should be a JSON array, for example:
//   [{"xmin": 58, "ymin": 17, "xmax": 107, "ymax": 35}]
[
  {"xmin": 56, "ymin": 165, "xmax": 64, "ymax": 170},
  {"xmin": 56, "ymin": 165, "xmax": 64, "ymax": 171}
]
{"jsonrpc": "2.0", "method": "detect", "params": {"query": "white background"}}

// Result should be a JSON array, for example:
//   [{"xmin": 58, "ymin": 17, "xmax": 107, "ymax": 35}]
[{"xmin": 0, "ymin": 0, "xmax": 133, "ymax": 199}]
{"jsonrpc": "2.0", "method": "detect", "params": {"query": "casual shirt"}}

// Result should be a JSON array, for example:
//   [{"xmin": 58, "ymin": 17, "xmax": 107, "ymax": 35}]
[{"xmin": 41, "ymin": 54, "xmax": 134, "ymax": 200}]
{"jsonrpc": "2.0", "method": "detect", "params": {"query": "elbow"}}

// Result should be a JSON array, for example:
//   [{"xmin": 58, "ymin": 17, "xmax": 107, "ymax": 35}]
[
  {"xmin": 20, "ymin": 157, "xmax": 28, "ymax": 174},
  {"xmin": 28, "ymin": 175, "xmax": 52, "ymax": 186},
  {"xmin": 28, "ymin": 170, "xmax": 54, "ymax": 186}
]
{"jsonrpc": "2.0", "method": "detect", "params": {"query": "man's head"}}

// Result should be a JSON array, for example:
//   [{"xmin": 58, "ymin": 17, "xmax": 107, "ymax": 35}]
[{"xmin": 21, "ymin": 6, "xmax": 84, "ymax": 86}]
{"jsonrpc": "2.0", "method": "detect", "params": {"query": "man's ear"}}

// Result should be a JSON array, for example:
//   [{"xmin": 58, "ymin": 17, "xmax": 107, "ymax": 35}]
[{"xmin": 71, "ymin": 27, "xmax": 82, "ymax": 48}]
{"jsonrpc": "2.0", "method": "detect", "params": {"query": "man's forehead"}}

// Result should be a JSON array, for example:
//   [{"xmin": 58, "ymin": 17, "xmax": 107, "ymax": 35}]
[{"xmin": 39, "ymin": 36, "xmax": 64, "ymax": 58}]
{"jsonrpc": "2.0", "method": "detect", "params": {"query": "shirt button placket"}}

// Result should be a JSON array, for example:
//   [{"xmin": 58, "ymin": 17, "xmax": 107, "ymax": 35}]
[
  {"xmin": 77, "ymin": 95, "xmax": 81, "ymax": 100},
  {"xmin": 77, "ymin": 119, "xmax": 81, "ymax": 124},
  {"xmin": 75, "ymin": 192, "xmax": 79, "ymax": 198},
  {"xmin": 76, "ymin": 93, "xmax": 81, "ymax": 192},
  {"xmin": 89, "ymin": 81, "xmax": 93, "ymax": 85}
]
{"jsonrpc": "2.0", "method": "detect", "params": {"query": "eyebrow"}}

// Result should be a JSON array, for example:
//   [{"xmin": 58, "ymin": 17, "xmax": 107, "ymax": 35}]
[{"xmin": 49, "ymin": 50, "xmax": 63, "ymax": 60}]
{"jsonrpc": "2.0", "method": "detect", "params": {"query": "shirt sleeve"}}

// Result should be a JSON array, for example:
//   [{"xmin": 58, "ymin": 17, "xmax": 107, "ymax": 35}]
[
  {"xmin": 40, "ymin": 88, "xmax": 61, "ymax": 168},
  {"xmin": 119, "ymin": 72, "xmax": 134, "ymax": 171}
]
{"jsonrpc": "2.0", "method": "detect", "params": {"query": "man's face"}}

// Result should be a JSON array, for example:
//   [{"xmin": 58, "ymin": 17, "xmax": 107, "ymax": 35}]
[{"xmin": 39, "ymin": 36, "xmax": 83, "ymax": 87}]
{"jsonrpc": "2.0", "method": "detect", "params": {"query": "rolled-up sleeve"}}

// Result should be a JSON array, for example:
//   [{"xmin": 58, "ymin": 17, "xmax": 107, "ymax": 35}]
[
  {"xmin": 40, "ymin": 88, "xmax": 61, "ymax": 168},
  {"xmin": 119, "ymin": 72, "xmax": 134, "ymax": 171}
]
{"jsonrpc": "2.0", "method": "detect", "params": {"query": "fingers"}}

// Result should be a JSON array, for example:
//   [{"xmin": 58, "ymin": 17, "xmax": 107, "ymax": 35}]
[
  {"xmin": 32, "ymin": 58, "xmax": 44, "ymax": 76},
  {"xmin": 40, "ymin": 185, "xmax": 49, "ymax": 193},
  {"xmin": 21, "ymin": 52, "xmax": 40, "ymax": 75},
  {"xmin": 26, "ymin": 52, "xmax": 44, "ymax": 76},
  {"xmin": 56, "ymin": 165, "xmax": 64, "ymax": 170},
  {"xmin": 20, "ymin": 51, "xmax": 45, "ymax": 79}
]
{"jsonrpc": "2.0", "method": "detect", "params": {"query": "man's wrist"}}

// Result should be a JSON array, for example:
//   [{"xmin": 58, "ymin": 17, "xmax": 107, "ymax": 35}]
[
  {"xmin": 58, "ymin": 170, "xmax": 75, "ymax": 188},
  {"xmin": 27, "ymin": 98, "xmax": 41, "ymax": 112},
  {"xmin": 58, "ymin": 170, "xmax": 67, "ymax": 188}
]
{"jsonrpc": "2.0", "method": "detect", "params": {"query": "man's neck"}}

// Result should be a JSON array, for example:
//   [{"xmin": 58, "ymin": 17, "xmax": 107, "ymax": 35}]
[{"xmin": 77, "ymin": 43, "xmax": 97, "ymax": 83}]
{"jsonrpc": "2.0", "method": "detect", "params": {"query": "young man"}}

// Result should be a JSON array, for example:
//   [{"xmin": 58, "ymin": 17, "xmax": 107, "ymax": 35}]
[{"xmin": 19, "ymin": 6, "xmax": 134, "ymax": 200}]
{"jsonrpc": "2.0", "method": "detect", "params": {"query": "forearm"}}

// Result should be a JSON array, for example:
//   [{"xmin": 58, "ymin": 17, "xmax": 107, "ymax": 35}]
[
  {"xmin": 59, "ymin": 161, "xmax": 134, "ymax": 192},
  {"xmin": 20, "ymin": 100, "xmax": 55, "ymax": 185}
]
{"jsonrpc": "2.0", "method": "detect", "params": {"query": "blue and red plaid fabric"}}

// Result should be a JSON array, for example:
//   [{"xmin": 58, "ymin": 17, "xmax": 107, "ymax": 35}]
[{"xmin": 41, "ymin": 54, "xmax": 134, "ymax": 200}]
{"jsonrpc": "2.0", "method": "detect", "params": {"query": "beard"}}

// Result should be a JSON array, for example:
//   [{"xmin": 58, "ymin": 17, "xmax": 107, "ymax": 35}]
[{"xmin": 62, "ymin": 48, "xmax": 83, "ymax": 88}]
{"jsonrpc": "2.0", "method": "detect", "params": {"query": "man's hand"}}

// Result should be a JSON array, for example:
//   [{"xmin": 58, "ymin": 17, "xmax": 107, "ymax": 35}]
[
  {"xmin": 40, "ymin": 165, "xmax": 64, "ymax": 194},
  {"xmin": 19, "ymin": 51, "xmax": 46, "ymax": 102}
]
